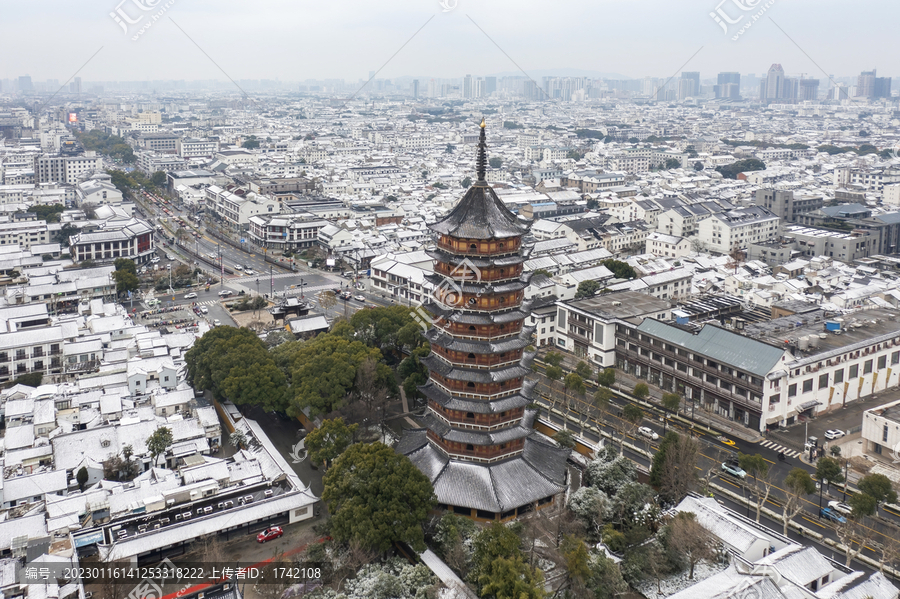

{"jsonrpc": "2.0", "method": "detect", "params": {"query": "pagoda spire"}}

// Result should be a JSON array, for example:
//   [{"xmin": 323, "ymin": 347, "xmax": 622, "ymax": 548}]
[{"xmin": 475, "ymin": 117, "xmax": 487, "ymax": 185}]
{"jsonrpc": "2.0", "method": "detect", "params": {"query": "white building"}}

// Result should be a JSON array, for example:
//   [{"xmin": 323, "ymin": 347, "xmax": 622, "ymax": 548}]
[
  {"xmin": 697, "ymin": 206, "xmax": 781, "ymax": 254},
  {"xmin": 645, "ymin": 231, "xmax": 692, "ymax": 258}
]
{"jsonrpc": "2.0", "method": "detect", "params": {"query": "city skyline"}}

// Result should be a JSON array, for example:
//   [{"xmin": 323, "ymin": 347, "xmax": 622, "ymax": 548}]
[{"xmin": 0, "ymin": 0, "xmax": 897, "ymax": 84}]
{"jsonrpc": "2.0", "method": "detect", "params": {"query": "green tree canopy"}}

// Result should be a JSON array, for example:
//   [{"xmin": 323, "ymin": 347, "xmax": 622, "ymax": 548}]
[
  {"xmin": 304, "ymin": 417, "xmax": 358, "ymax": 468},
  {"xmin": 147, "ymin": 426, "xmax": 173, "ymax": 466},
  {"xmin": 322, "ymin": 442, "xmax": 435, "ymax": 553},
  {"xmin": 575, "ymin": 280, "xmax": 601, "ymax": 299},
  {"xmin": 816, "ymin": 456, "xmax": 845, "ymax": 486},
  {"xmin": 113, "ymin": 270, "xmax": 140, "ymax": 295},
  {"xmin": 489, "ymin": 156, "xmax": 503, "ymax": 168},
  {"xmin": 601, "ymin": 260, "xmax": 636, "ymax": 280},
  {"xmin": 858, "ymin": 473, "xmax": 898, "ymax": 510},
  {"xmin": 597, "ymin": 368, "xmax": 616, "ymax": 387},
  {"xmin": 150, "ymin": 171, "xmax": 167, "ymax": 187},
  {"xmin": 30, "ymin": 204, "xmax": 66, "ymax": 223},
  {"xmin": 848, "ymin": 492, "xmax": 877, "ymax": 518},
  {"xmin": 715, "ymin": 158, "xmax": 766, "ymax": 179},
  {"xmin": 242, "ymin": 136, "xmax": 260, "ymax": 149},
  {"xmin": 632, "ymin": 383, "xmax": 650, "ymax": 400}
]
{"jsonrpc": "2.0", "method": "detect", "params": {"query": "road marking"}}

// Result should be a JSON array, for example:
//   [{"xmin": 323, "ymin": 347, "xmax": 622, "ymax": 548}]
[{"xmin": 802, "ymin": 516, "xmax": 827, "ymax": 529}]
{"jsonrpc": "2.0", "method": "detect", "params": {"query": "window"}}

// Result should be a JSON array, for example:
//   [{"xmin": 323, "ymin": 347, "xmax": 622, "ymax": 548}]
[
  {"xmin": 878, "ymin": 355, "xmax": 887, "ymax": 370},
  {"xmin": 818, "ymin": 374, "xmax": 829, "ymax": 389},
  {"xmin": 893, "ymin": 351, "xmax": 900, "ymax": 365},
  {"xmin": 864, "ymin": 360, "xmax": 873, "ymax": 375},
  {"xmin": 788, "ymin": 384, "xmax": 797, "ymax": 397},
  {"xmin": 884, "ymin": 424, "xmax": 890, "ymax": 443},
  {"xmin": 849, "ymin": 364, "xmax": 859, "ymax": 378},
  {"xmin": 802, "ymin": 379, "xmax": 813, "ymax": 393},
  {"xmin": 465, "ymin": 444, "xmax": 474, "ymax": 451},
  {"xmin": 834, "ymin": 369, "xmax": 844, "ymax": 384}
]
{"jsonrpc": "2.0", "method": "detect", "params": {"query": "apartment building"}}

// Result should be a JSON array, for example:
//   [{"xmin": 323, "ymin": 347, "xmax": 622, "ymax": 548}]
[
  {"xmin": 697, "ymin": 206, "xmax": 781, "ymax": 253},
  {"xmin": 204, "ymin": 185, "xmax": 280, "ymax": 230},
  {"xmin": 136, "ymin": 133, "xmax": 180, "ymax": 153},
  {"xmin": 33, "ymin": 153, "xmax": 102, "ymax": 185},
  {"xmin": 645, "ymin": 231, "xmax": 692, "ymax": 258},
  {"xmin": 136, "ymin": 151, "xmax": 186, "ymax": 175},
  {"xmin": 0, "ymin": 220, "xmax": 50, "ymax": 250},
  {"xmin": 753, "ymin": 189, "xmax": 824, "ymax": 223},
  {"xmin": 247, "ymin": 215, "xmax": 330, "ymax": 250},
  {"xmin": 176, "ymin": 137, "xmax": 218, "ymax": 158}
]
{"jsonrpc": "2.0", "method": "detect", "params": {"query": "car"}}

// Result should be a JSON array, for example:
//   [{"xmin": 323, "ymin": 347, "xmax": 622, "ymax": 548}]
[
  {"xmin": 819, "ymin": 507, "xmax": 847, "ymax": 524},
  {"xmin": 718, "ymin": 437, "xmax": 736, "ymax": 447},
  {"xmin": 638, "ymin": 426, "xmax": 659, "ymax": 441},
  {"xmin": 218, "ymin": 290, "xmax": 233, "ymax": 297},
  {"xmin": 200, "ymin": 306, "xmax": 209, "ymax": 314},
  {"xmin": 166, "ymin": 264, "xmax": 171, "ymax": 270},
  {"xmin": 184, "ymin": 292, "xmax": 198, "ymax": 299},
  {"xmin": 166, "ymin": 254, "xmax": 175, "ymax": 260},
  {"xmin": 213, "ymin": 319, "xmax": 222, "ymax": 327},
  {"xmin": 244, "ymin": 269, "xmax": 255, "ymax": 275},
  {"xmin": 721, "ymin": 461, "xmax": 746, "ymax": 479},
  {"xmin": 234, "ymin": 265, "xmax": 243, "ymax": 270},
  {"xmin": 825, "ymin": 429, "xmax": 846, "ymax": 440},
  {"xmin": 828, "ymin": 500, "xmax": 852, "ymax": 516},
  {"xmin": 354, "ymin": 294, "xmax": 366, "ymax": 302},
  {"xmin": 256, "ymin": 526, "xmax": 284, "ymax": 543},
  {"xmin": 151, "ymin": 256, "xmax": 160, "ymax": 263}
]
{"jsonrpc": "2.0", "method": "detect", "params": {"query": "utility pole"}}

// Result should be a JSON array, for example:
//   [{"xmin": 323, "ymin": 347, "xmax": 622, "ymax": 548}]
[
  {"xmin": 218, "ymin": 242, "xmax": 223, "ymax": 288},
  {"xmin": 269, "ymin": 266, "xmax": 273, "ymax": 298}
]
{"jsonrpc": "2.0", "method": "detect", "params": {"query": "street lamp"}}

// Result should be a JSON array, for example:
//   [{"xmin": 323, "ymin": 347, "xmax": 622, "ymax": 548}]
[{"xmin": 818, "ymin": 478, "xmax": 829, "ymax": 516}]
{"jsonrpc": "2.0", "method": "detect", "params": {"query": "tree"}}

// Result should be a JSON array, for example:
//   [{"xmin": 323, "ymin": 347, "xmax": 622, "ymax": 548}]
[
  {"xmin": 544, "ymin": 365, "xmax": 563, "ymax": 416},
  {"xmin": 242, "ymin": 136, "xmax": 260, "ymax": 149},
  {"xmin": 601, "ymin": 260, "xmax": 636, "ymax": 280},
  {"xmin": 113, "ymin": 269, "xmax": 140, "ymax": 296},
  {"xmin": 716, "ymin": 158, "xmax": 766, "ymax": 179},
  {"xmin": 563, "ymin": 373, "xmax": 586, "ymax": 425},
  {"xmin": 567, "ymin": 486, "xmax": 612, "ymax": 541},
  {"xmin": 668, "ymin": 512, "xmax": 714, "ymax": 579},
  {"xmin": 661, "ymin": 392, "xmax": 681, "ymax": 431},
  {"xmin": 150, "ymin": 171, "xmax": 167, "ymax": 187},
  {"xmin": 305, "ymin": 417, "xmax": 358, "ymax": 469},
  {"xmin": 781, "ymin": 468, "xmax": 816, "ymax": 535},
  {"xmin": 597, "ymin": 368, "xmax": 616, "ymax": 388},
  {"xmin": 489, "ymin": 157, "xmax": 503, "ymax": 168},
  {"xmin": 738, "ymin": 453, "xmax": 775, "ymax": 522},
  {"xmin": 575, "ymin": 361, "xmax": 593, "ymax": 380},
  {"xmin": 560, "ymin": 535, "xmax": 591, "ymax": 594},
  {"xmin": 230, "ymin": 430, "xmax": 248, "ymax": 449},
  {"xmin": 858, "ymin": 473, "xmax": 898, "ymax": 515},
  {"xmin": 76, "ymin": 466, "xmax": 89, "ymax": 491},
  {"xmin": 849, "ymin": 492, "xmax": 877, "ymax": 518},
  {"xmin": 816, "ymin": 456, "xmax": 845, "ymax": 489},
  {"xmin": 585, "ymin": 454, "xmax": 637, "ymax": 496},
  {"xmin": 632, "ymin": 382, "xmax": 650, "ymax": 401},
  {"xmin": 650, "ymin": 432, "xmax": 699, "ymax": 503},
  {"xmin": 593, "ymin": 387, "xmax": 613, "ymax": 424},
  {"xmin": 575, "ymin": 280, "xmax": 601, "ymax": 299},
  {"xmin": 693, "ymin": 161, "xmax": 704, "ymax": 171},
  {"xmin": 664, "ymin": 158, "xmax": 681, "ymax": 169},
  {"xmin": 835, "ymin": 519, "xmax": 875, "ymax": 567},
  {"xmin": 434, "ymin": 513, "xmax": 476, "ymax": 573},
  {"xmin": 477, "ymin": 556, "xmax": 546, "ymax": 599},
  {"xmin": 147, "ymin": 426, "xmax": 173, "ymax": 466},
  {"xmin": 55, "ymin": 222, "xmax": 78, "ymax": 246},
  {"xmin": 459, "ymin": 176, "xmax": 472, "ymax": 188},
  {"xmin": 544, "ymin": 351, "xmax": 564, "ymax": 368},
  {"xmin": 555, "ymin": 429, "xmax": 576, "ymax": 449},
  {"xmin": 322, "ymin": 442, "xmax": 435, "ymax": 553},
  {"xmin": 114, "ymin": 258, "xmax": 137, "ymax": 275},
  {"xmin": 622, "ymin": 404, "xmax": 643, "ymax": 445}
]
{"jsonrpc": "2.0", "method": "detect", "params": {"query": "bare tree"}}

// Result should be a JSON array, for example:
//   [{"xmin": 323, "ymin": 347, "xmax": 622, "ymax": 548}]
[
  {"xmin": 668, "ymin": 511, "xmax": 715, "ymax": 579},
  {"xmin": 876, "ymin": 534, "xmax": 900, "ymax": 573},
  {"xmin": 657, "ymin": 433, "xmax": 700, "ymax": 502},
  {"xmin": 739, "ymin": 454, "xmax": 777, "ymax": 523},
  {"xmin": 835, "ymin": 519, "xmax": 876, "ymax": 567},
  {"xmin": 781, "ymin": 468, "xmax": 817, "ymax": 536}
]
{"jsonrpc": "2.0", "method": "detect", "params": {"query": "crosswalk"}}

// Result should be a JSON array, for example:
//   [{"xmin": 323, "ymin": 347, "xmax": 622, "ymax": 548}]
[{"xmin": 759, "ymin": 439, "xmax": 802, "ymax": 458}]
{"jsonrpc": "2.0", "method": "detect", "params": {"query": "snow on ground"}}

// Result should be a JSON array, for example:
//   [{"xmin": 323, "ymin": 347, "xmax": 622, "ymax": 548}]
[{"xmin": 636, "ymin": 560, "xmax": 728, "ymax": 599}]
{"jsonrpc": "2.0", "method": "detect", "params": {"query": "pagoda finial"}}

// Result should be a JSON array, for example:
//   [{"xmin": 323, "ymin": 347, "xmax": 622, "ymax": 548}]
[{"xmin": 475, "ymin": 118, "xmax": 487, "ymax": 184}]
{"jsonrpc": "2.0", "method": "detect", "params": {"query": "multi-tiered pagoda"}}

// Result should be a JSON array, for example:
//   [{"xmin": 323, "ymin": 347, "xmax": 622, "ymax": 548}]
[{"xmin": 398, "ymin": 120, "xmax": 568, "ymax": 521}]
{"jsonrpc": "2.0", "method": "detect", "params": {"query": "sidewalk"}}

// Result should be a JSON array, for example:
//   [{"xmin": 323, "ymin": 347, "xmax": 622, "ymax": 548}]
[{"xmin": 541, "ymin": 349, "xmax": 762, "ymax": 444}]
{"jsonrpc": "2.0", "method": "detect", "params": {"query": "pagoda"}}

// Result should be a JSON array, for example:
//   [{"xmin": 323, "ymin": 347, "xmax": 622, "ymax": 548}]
[{"xmin": 397, "ymin": 120, "xmax": 568, "ymax": 521}]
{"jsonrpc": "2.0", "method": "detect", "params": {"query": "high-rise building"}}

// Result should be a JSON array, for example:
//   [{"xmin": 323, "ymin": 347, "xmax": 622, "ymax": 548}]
[
  {"xmin": 484, "ymin": 76, "xmax": 497, "ymax": 96},
  {"xmin": 799, "ymin": 79, "xmax": 819, "ymax": 101},
  {"xmin": 475, "ymin": 77, "xmax": 484, "ymax": 98},
  {"xmin": 678, "ymin": 77, "xmax": 696, "ymax": 100},
  {"xmin": 714, "ymin": 72, "xmax": 741, "ymax": 99},
  {"xmin": 682, "ymin": 71, "xmax": 700, "ymax": 92},
  {"xmin": 463, "ymin": 74, "xmax": 473, "ymax": 99},
  {"xmin": 717, "ymin": 72, "xmax": 741, "ymax": 86},
  {"xmin": 412, "ymin": 79, "xmax": 419, "ymax": 99},
  {"xmin": 427, "ymin": 79, "xmax": 437, "ymax": 98},
  {"xmin": 523, "ymin": 80, "xmax": 539, "ymax": 101},
  {"xmin": 781, "ymin": 78, "xmax": 799, "ymax": 102},
  {"xmin": 857, "ymin": 69, "xmax": 877, "ymax": 97},
  {"xmin": 874, "ymin": 77, "xmax": 892, "ymax": 99},
  {"xmin": 763, "ymin": 64, "xmax": 784, "ymax": 102},
  {"xmin": 18, "ymin": 75, "xmax": 33, "ymax": 92},
  {"xmin": 398, "ymin": 121, "xmax": 568, "ymax": 521},
  {"xmin": 70, "ymin": 76, "xmax": 82, "ymax": 94}
]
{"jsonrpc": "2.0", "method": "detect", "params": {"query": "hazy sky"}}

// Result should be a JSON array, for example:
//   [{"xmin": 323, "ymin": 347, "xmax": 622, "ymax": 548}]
[{"xmin": 1, "ymin": 0, "xmax": 896, "ymax": 84}]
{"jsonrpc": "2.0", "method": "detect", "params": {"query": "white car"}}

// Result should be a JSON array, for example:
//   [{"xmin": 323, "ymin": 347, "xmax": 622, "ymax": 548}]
[
  {"xmin": 200, "ymin": 306, "xmax": 209, "ymax": 314},
  {"xmin": 244, "ymin": 269, "xmax": 255, "ymax": 276},
  {"xmin": 218, "ymin": 290, "xmax": 233, "ymax": 297},
  {"xmin": 638, "ymin": 426, "xmax": 659, "ymax": 441},
  {"xmin": 354, "ymin": 295, "xmax": 365, "ymax": 302},
  {"xmin": 184, "ymin": 292, "xmax": 198, "ymax": 299},
  {"xmin": 166, "ymin": 254, "xmax": 175, "ymax": 260},
  {"xmin": 213, "ymin": 319, "xmax": 222, "ymax": 327},
  {"xmin": 234, "ymin": 265, "xmax": 243, "ymax": 271},
  {"xmin": 151, "ymin": 256, "xmax": 160, "ymax": 263},
  {"xmin": 828, "ymin": 500, "xmax": 852, "ymax": 516},
  {"xmin": 825, "ymin": 429, "xmax": 845, "ymax": 440}
]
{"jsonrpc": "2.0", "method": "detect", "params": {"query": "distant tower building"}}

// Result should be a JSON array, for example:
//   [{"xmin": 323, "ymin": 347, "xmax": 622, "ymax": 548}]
[
  {"xmin": 799, "ymin": 79, "xmax": 819, "ymax": 101},
  {"xmin": 857, "ymin": 69, "xmax": 877, "ymax": 97},
  {"xmin": 764, "ymin": 64, "xmax": 784, "ymax": 102},
  {"xmin": 427, "ymin": 79, "xmax": 437, "ymax": 98},
  {"xmin": 523, "ymin": 80, "xmax": 539, "ymax": 101},
  {"xmin": 70, "ymin": 76, "xmax": 82, "ymax": 94},
  {"xmin": 781, "ymin": 78, "xmax": 799, "ymax": 102},
  {"xmin": 484, "ymin": 76, "xmax": 497, "ymax": 96},
  {"xmin": 463, "ymin": 74, "xmax": 473, "ymax": 99},
  {"xmin": 679, "ymin": 72, "xmax": 700, "ymax": 100},
  {"xmin": 412, "ymin": 79, "xmax": 419, "ymax": 99},
  {"xmin": 715, "ymin": 72, "xmax": 741, "ymax": 99},
  {"xmin": 18, "ymin": 75, "xmax": 33, "ymax": 92},
  {"xmin": 397, "ymin": 120, "xmax": 569, "ymax": 521},
  {"xmin": 475, "ymin": 78, "xmax": 484, "ymax": 98},
  {"xmin": 874, "ymin": 77, "xmax": 892, "ymax": 99}
]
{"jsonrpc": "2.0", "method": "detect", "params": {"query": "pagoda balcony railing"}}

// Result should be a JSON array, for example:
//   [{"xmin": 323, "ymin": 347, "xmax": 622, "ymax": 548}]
[
  {"xmin": 431, "ymin": 350, "xmax": 522, "ymax": 370},
  {"xmin": 430, "ymin": 409, "xmax": 523, "ymax": 431},
  {"xmin": 431, "ymin": 380, "xmax": 522, "ymax": 402}
]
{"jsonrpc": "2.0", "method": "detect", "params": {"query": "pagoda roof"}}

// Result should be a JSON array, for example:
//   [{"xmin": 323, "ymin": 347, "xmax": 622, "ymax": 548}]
[
  {"xmin": 424, "ymin": 300, "xmax": 529, "ymax": 324},
  {"xmin": 424, "ymin": 272, "xmax": 529, "ymax": 294},
  {"xmin": 426, "ymin": 248, "xmax": 525, "ymax": 268},
  {"xmin": 397, "ymin": 426, "xmax": 569, "ymax": 513},
  {"xmin": 424, "ymin": 327, "xmax": 532, "ymax": 353},
  {"xmin": 421, "ymin": 353, "xmax": 531, "ymax": 383},
  {"xmin": 419, "ymin": 380, "xmax": 534, "ymax": 413},
  {"xmin": 422, "ymin": 413, "xmax": 533, "ymax": 446}
]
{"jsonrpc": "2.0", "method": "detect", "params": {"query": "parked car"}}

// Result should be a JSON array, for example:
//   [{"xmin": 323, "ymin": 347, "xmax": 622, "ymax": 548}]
[
  {"xmin": 256, "ymin": 526, "xmax": 283, "ymax": 543},
  {"xmin": 828, "ymin": 501, "xmax": 852, "ymax": 516},
  {"xmin": 825, "ymin": 429, "xmax": 845, "ymax": 440},
  {"xmin": 820, "ymin": 507, "xmax": 847, "ymax": 524},
  {"xmin": 200, "ymin": 306, "xmax": 209, "ymax": 314},
  {"xmin": 218, "ymin": 290, "xmax": 233, "ymax": 297},
  {"xmin": 234, "ymin": 265, "xmax": 243, "ymax": 270},
  {"xmin": 213, "ymin": 319, "xmax": 222, "ymax": 327},
  {"xmin": 721, "ymin": 461, "xmax": 746, "ymax": 479},
  {"xmin": 151, "ymin": 256, "xmax": 160, "ymax": 263},
  {"xmin": 184, "ymin": 292, "xmax": 198, "ymax": 299},
  {"xmin": 638, "ymin": 426, "xmax": 659, "ymax": 441},
  {"xmin": 166, "ymin": 253, "xmax": 175, "ymax": 260}
]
